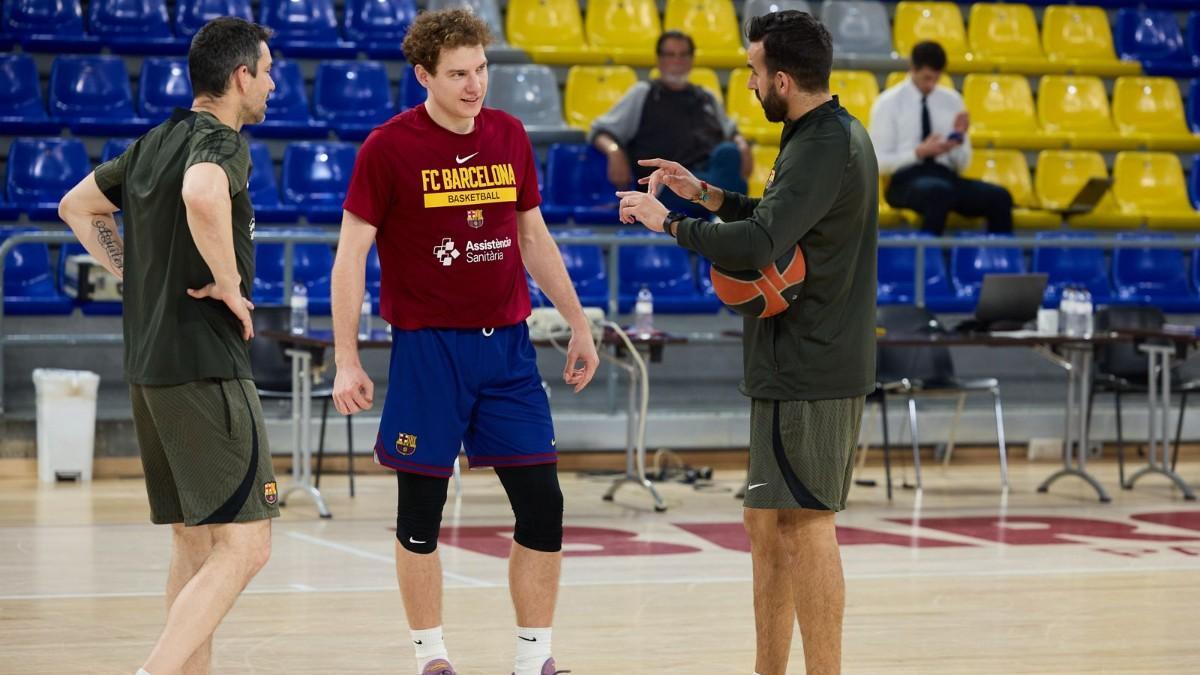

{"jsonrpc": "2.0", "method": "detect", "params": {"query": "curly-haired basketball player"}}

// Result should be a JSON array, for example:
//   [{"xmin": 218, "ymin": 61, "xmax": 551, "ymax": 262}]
[{"xmin": 329, "ymin": 9, "xmax": 599, "ymax": 675}]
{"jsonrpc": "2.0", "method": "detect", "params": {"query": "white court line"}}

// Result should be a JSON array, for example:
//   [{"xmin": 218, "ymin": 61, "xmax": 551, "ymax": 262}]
[
  {"xmin": 3, "ymin": 563, "xmax": 1199, "ymax": 602},
  {"xmin": 284, "ymin": 531, "xmax": 497, "ymax": 588}
]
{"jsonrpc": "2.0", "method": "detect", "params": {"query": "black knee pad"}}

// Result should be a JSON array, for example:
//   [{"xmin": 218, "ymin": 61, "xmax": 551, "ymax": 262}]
[
  {"xmin": 496, "ymin": 464, "xmax": 564, "ymax": 552},
  {"xmin": 395, "ymin": 471, "xmax": 450, "ymax": 554}
]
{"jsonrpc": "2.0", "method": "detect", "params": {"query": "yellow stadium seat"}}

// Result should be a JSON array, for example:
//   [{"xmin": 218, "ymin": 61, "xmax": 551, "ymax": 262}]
[
  {"xmin": 1036, "ymin": 76, "xmax": 1138, "ymax": 151},
  {"xmin": 885, "ymin": 71, "xmax": 954, "ymax": 91},
  {"xmin": 893, "ymin": 2, "xmax": 976, "ymax": 72},
  {"xmin": 648, "ymin": 66, "xmax": 723, "ymax": 105},
  {"xmin": 1041, "ymin": 5, "xmax": 1140, "ymax": 77},
  {"xmin": 726, "ymin": 68, "xmax": 784, "ymax": 144},
  {"xmin": 966, "ymin": 3, "xmax": 1053, "ymax": 75},
  {"xmin": 1112, "ymin": 152, "xmax": 1200, "ymax": 230},
  {"xmin": 960, "ymin": 149, "xmax": 1059, "ymax": 228},
  {"xmin": 829, "ymin": 70, "xmax": 879, "ymax": 127},
  {"xmin": 1033, "ymin": 150, "xmax": 1135, "ymax": 229},
  {"xmin": 1112, "ymin": 77, "xmax": 1200, "ymax": 152},
  {"xmin": 505, "ymin": 0, "xmax": 604, "ymax": 65},
  {"xmin": 564, "ymin": 65, "xmax": 638, "ymax": 131},
  {"xmin": 963, "ymin": 74, "xmax": 1063, "ymax": 149},
  {"xmin": 585, "ymin": 0, "xmax": 661, "ymax": 66},
  {"xmin": 748, "ymin": 144, "xmax": 778, "ymax": 198},
  {"xmin": 878, "ymin": 176, "xmax": 920, "ymax": 227},
  {"xmin": 663, "ymin": 0, "xmax": 746, "ymax": 68}
]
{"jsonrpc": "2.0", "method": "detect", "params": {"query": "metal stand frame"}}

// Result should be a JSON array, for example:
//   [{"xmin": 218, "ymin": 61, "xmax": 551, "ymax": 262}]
[
  {"xmin": 1125, "ymin": 344, "xmax": 1196, "ymax": 500},
  {"xmin": 600, "ymin": 332, "xmax": 666, "ymax": 512},
  {"xmin": 280, "ymin": 348, "xmax": 332, "ymax": 518},
  {"xmin": 1037, "ymin": 343, "xmax": 1110, "ymax": 503}
]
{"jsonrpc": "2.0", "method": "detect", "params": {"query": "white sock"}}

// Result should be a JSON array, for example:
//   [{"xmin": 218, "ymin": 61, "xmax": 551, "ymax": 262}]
[
  {"xmin": 136, "ymin": 669, "xmax": 152, "ymax": 675},
  {"xmin": 514, "ymin": 626, "xmax": 553, "ymax": 675},
  {"xmin": 411, "ymin": 626, "xmax": 449, "ymax": 673}
]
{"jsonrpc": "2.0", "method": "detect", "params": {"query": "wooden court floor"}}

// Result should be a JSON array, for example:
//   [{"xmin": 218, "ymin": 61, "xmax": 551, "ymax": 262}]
[{"xmin": 2, "ymin": 457, "xmax": 1200, "ymax": 674}]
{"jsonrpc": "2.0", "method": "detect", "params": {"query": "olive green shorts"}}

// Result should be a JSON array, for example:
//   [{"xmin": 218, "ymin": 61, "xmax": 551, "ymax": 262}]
[
  {"xmin": 743, "ymin": 396, "xmax": 865, "ymax": 512},
  {"xmin": 130, "ymin": 379, "xmax": 280, "ymax": 526}
]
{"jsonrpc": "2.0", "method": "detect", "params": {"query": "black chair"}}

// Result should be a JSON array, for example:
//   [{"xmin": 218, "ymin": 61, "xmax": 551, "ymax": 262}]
[
  {"xmin": 1088, "ymin": 305, "xmax": 1199, "ymax": 486},
  {"xmin": 250, "ymin": 306, "xmax": 356, "ymax": 497},
  {"xmin": 873, "ymin": 305, "xmax": 1009, "ymax": 497}
]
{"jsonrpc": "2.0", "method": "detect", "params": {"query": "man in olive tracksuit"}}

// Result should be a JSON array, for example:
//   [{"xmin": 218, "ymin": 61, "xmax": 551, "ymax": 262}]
[{"xmin": 617, "ymin": 11, "xmax": 877, "ymax": 675}]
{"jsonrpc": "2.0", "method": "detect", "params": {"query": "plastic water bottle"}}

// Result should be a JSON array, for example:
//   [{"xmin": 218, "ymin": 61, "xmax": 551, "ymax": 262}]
[
  {"xmin": 1079, "ymin": 286, "xmax": 1094, "ymax": 338},
  {"xmin": 289, "ymin": 283, "xmax": 308, "ymax": 335},
  {"xmin": 1061, "ymin": 286, "xmax": 1084, "ymax": 337},
  {"xmin": 1058, "ymin": 286, "xmax": 1074, "ymax": 337},
  {"xmin": 634, "ymin": 286, "xmax": 654, "ymax": 337},
  {"xmin": 358, "ymin": 290, "xmax": 372, "ymax": 340}
]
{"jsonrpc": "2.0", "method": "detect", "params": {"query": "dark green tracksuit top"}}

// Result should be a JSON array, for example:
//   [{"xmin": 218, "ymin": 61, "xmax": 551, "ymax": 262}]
[{"xmin": 676, "ymin": 96, "xmax": 879, "ymax": 401}]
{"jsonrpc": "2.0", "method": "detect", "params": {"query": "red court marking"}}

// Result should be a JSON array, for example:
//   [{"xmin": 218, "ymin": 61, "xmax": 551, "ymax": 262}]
[
  {"xmin": 889, "ymin": 516, "xmax": 1200, "ymax": 546},
  {"xmin": 1129, "ymin": 511, "xmax": 1200, "ymax": 532},
  {"xmin": 441, "ymin": 526, "xmax": 702, "ymax": 558},
  {"xmin": 674, "ymin": 522, "xmax": 971, "ymax": 552}
]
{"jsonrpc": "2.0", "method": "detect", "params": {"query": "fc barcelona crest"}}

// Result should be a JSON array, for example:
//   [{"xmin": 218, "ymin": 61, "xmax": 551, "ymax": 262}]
[
  {"xmin": 765, "ymin": 169, "xmax": 776, "ymax": 190},
  {"xmin": 466, "ymin": 209, "xmax": 484, "ymax": 229},
  {"xmin": 396, "ymin": 433, "xmax": 418, "ymax": 456}
]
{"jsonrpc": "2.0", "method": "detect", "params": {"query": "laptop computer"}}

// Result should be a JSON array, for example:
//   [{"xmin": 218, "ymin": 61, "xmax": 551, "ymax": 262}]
[
  {"xmin": 969, "ymin": 273, "xmax": 1050, "ymax": 331},
  {"xmin": 1054, "ymin": 177, "xmax": 1113, "ymax": 215}
]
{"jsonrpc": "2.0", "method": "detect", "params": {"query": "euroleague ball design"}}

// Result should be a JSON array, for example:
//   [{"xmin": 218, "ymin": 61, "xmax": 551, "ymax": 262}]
[{"xmin": 709, "ymin": 244, "xmax": 806, "ymax": 318}]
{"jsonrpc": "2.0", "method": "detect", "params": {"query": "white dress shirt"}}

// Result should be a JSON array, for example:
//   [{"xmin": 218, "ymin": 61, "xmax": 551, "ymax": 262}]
[{"xmin": 868, "ymin": 77, "xmax": 971, "ymax": 176}]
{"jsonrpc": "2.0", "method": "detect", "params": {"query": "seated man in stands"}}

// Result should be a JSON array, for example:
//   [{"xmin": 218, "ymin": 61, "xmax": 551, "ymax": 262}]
[
  {"xmin": 590, "ymin": 30, "xmax": 751, "ymax": 215},
  {"xmin": 870, "ymin": 40, "xmax": 1013, "ymax": 236}
]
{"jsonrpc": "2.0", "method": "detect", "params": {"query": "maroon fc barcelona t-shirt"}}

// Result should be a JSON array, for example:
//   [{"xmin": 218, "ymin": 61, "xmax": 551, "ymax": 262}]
[{"xmin": 343, "ymin": 105, "xmax": 541, "ymax": 330}]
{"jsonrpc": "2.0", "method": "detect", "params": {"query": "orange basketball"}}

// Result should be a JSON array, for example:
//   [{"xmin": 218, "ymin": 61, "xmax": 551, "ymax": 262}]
[{"xmin": 709, "ymin": 244, "xmax": 806, "ymax": 318}]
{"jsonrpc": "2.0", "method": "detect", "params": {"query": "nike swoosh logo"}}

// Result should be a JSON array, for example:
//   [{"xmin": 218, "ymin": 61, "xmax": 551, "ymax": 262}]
[
  {"xmin": 413, "ymin": 640, "xmax": 423, "ymax": 645},
  {"xmin": 409, "ymin": 537, "xmax": 427, "ymax": 544},
  {"xmin": 518, "ymin": 636, "xmax": 537, "ymax": 642},
  {"xmin": 455, "ymin": 152, "xmax": 479, "ymax": 164},
  {"xmin": 747, "ymin": 483, "xmax": 768, "ymax": 490}
]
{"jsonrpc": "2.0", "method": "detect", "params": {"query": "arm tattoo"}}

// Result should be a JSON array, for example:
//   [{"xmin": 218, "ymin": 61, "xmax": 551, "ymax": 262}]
[{"xmin": 92, "ymin": 218, "xmax": 124, "ymax": 272}]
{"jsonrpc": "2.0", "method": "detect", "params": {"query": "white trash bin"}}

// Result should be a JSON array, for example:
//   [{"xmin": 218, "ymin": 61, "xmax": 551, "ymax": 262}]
[{"xmin": 32, "ymin": 369, "xmax": 100, "ymax": 483}]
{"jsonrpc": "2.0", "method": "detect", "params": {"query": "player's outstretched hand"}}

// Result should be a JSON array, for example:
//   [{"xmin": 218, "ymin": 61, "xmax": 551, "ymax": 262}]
[
  {"xmin": 333, "ymin": 362, "xmax": 375, "ymax": 415},
  {"xmin": 638, "ymin": 158, "xmax": 702, "ymax": 201},
  {"xmin": 616, "ymin": 190, "xmax": 668, "ymax": 231},
  {"xmin": 563, "ymin": 328, "xmax": 599, "ymax": 393},
  {"xmin": 187, "ymin": 281, "xmax": 254, "ymax": 340}
]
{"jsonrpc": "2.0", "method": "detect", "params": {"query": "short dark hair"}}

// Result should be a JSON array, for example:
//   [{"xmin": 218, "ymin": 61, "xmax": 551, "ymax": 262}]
[
  {"xmin": 402, "ymin": 8, "xmax": 493, "ymax": 75},
  {"xmin": 189, "ymin": 17, "xmax": 272, "ymax": 98},
  {"xmin": 910, "ymin": 41, "xmax": 947, "ymax": 72},
  {"xmin": 745, "ymin": 10, "xmax": 831, "ymax": 94},
  {"xmin": 656, "ymin": 30, "xmax": 695, "ymax": 56}
]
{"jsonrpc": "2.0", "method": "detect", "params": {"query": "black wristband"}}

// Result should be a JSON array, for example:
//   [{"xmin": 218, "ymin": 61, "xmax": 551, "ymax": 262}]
[{"xmin": 664, "ymin": 211, "xmax": 688, "ymax": 238}]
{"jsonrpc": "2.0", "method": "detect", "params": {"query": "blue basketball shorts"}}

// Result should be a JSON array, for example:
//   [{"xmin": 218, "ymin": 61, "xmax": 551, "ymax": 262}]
[{"xmin": 373, "ymin": 323, "xmax": 557, "ymax": 478}]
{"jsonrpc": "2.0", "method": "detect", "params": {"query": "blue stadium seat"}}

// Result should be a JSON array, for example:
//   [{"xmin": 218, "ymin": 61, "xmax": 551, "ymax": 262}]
[
  {"xmin": 551, "ymin": 236, "xmax": 608, "ymax": 309},
  {"xmin": 247, "ymin": 142, "xmax": 298, "ymax": 223},
  {"xmin": 542, "ymin": 144, "xmax": 620, "ymax": 225},
  {"xmin": 101, "ymin": 138, "xmax": 134, "ymax": 163},
  {"xmin": 5, "ymin": 0, "xmax": 99, "ymax": 52},
  {"xmin": 313, "ymin": 61, "xmax": 396, "ymax": 141},
  {"xmin": 876, "ymin": 231, "xmax": 955, "ymax": 308},
  {"xmin": 176, "ymin": 0, "xmax": 253, "ymax": 37},
  {"xmin": 0, "ymin": 228, "xmax": 74, "ymax": 315},
  {"xmin": 1031, "ymin": 231, "xmax": 1113, "ymax": 307},
  {"xmin": 280, "ymin": 142, "xmax": 357, "ymax": 223},
  {"xmin": 1192, "ymin": 153, "xmax": 1200, "ymax": 210},
  {"xmin": 1189, "ymin": 79, "xmax": 1200, "ymax": 134},
  {"xmin": 0, "ymin": 54, "xmax": 60, "ymax": 134},
  {"xmin": 1112, "ymin": 232, "xmax": 1200, "ymax": 311},
  {"xmin": 366, "ymin": 245, "xmax": 381, "ymax": 312},
  {"xmin": 252, "ymin": 231, "xmax": 334, "ymax": 314},
  {"xmin": 949, "ymin": 234, "xmax": 1027, "ymax": 313},
  {"xmin": 1115, "ymin": 9, "xmax": 1200, "ymax": 77},
  {"xmin": 1190, "ymin": 12, "xmax": 1200, "ymax": 76},
  {"xmin": 259, "ymin": 0, "xmax": 355, "ymax": 57},
  {"xmin": 343, "ymin": 0, "xmax": 416, "ymax": 58},
  {"xmin": 49, "ymin": 56, "xmax": 152, "ymax": 136},
  {"xmin": 57, "ymin": 241, "xmax": 122, "ymax": 315},
  {"xmin": 89, "ymin": 0, "xmax": 186, "ymax": 54},
  {"xmin": 6, "ymin": 138, "xmax": 91, "ymax": 221},
  {"xmin": 399, "ymin": 66, "xmax": 425, "ymax": 110},
  {"xmin": 244, "ymin": 59, "xmax": 327, "ymax": 139},
  {"xmin": 617, "ymin": 231, "xmax": 717, "ymax": 313},
  {"xmin": 138, "ymin": 58, "xmax": 192, "ymax": 122}
]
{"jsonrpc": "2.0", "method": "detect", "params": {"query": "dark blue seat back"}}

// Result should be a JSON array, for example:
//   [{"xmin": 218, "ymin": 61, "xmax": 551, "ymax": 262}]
[
  {"xmin": 247, "ymin": 142, "xmax": 281, "ymax": 206},
  {"xmin": 343, "ymin": 0, "xmax": 415, "ymax": 44},
  {"xmin": 1031, "ymin": 231, "xmax": 1112, "ymax": 305},
  {"xmin": 280, "ymin": 142, "xmax": 357, "ymax": 206},
  {"xmin": 1115, "ymin": 9, "xmax": 1188, "ymax": 63},
  {"xmin": 5, "ymin": 0, "xmax": 85, "ymax": 36},
  {"xmin": 951, "ymin": 233, "xmax": 1026, "ymax": 299},
  {"xmin": 399, "ymin": 66, "xmax": 425, "ymax": 110},
  {"xmin": 1112, "ymin": 232, "xmax": 1194, "ymax": 309},
  {"xmin": 544, "ymin": 143, "xmax": 617, "ymax": 214},
  {"xmin": 101, "ymin": 138, "xmax": 134, "ymax": 162},
  {"xmin": 0, "ymin": 54, "xmax": 49, "ymax": 120},
  {"xmin": 176, "ymin": 0, "xmax": 252, "ymax": 36},
  {"xmin": 0, "ymin": 226, "xmax": 73, "ymax": 314},
  {"xmin": 49, "ymin": 55, "xmax": 136, "ymax": 121},
  {"xmin": 618, "ymin": 234, "xmax": 697, "ymax": 297},
  {"xmin": 89, "ymin": 0, "xmax": 171, "ymax": 38},
  {"xmin": 262, "ymin": 60, "xmax": 312, "ymax": 122},
  {"xmin": 313, "ymin": 60, "xmax": 395, "ymax": 124},
  {"xmin": 1189, "ymin": 80, "xmax": 1200, "ymax": 134},
  {"xmin": 259, "ymin": 0, "xmax": 340, "ymax": 42},
  {"xmin": 138, "ymin": 58, "xmax": 192, "ymax": 120},
  {"xmin": 556, "ymin": 241, "xmax": 607, "ymax": 297},
  {"xmin": 876, "ymin": 231, "xmax": 953, "ymax": 305},
  {"xmin": 6, "ymin": 137, "xmax": 91, "ymax": 206}
]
